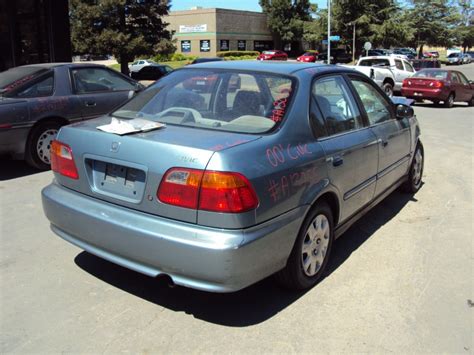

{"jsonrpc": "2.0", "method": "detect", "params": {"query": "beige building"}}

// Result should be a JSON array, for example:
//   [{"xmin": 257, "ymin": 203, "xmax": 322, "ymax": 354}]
[{"xmin": 165, "ymin": 7, "xmax": 274, "ymax": 57}]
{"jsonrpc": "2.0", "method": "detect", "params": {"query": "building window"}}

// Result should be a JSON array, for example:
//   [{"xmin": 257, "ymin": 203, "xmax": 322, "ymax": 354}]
[
  {"xmin": 181, "ymin": 40, "xmax": 191, "ymax": 53},
  {"xmin": 220, "ymin": 40, "xmax": 229, "ymax": 51},
  {"xmin": 254, "ymin": 41, "xmax": 274, "ymax": 52},
  {"xmin": 237, "ymin": 40, "xmax": 246, "ymax": 51},
  {"xmin": 200, "ymin": 40, "xmax": 210, "ymax": 52}
]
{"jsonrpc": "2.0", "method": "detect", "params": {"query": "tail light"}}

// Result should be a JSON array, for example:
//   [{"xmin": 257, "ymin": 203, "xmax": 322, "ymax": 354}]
[
  {"xmin": 402, "ymin": 79, "xmax": 411, "ymax": 87},
  {"xmin": 157, "ymin": 168, "xmax": 258, "ymax": 213},
  {"xmin": 430, "ymin": 81, "xmax": 443, "ymax": 88},
  {"xmin": 50, "ymin": 140, "xmax": 79, "ymax": 179}
]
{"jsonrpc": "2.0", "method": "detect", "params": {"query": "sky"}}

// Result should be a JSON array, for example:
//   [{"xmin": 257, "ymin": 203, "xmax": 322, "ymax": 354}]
[{"xmin": 171, "ymin": 0, "xmax": 328, "ymax": 12}]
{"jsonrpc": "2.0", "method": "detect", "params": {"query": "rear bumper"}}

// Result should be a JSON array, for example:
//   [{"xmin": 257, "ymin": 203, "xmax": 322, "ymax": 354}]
[
  {"xmin": 401, "ymin": 88, "xmax": 448, "ymax": 101},
  {"xmin": 42, "ymin": 183, "xmax": 306, "ymax": 292}
]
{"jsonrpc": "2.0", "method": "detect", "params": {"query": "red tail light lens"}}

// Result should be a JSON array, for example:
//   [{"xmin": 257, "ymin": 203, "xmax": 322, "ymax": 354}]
[
  {"xmin": 157, "ymin": 168, "xmax": 258, "ymax": 213},
  {"xmin": 430, "ymin": 80, "xmax": 443, "ymax": 88},
  {"xmin": 157, "ymin": 168, "xmax": 203, "ymax": 209},
  {"xmin": 50, "ymin": 140, "xmax": 79, "ymax": 179},
  {"xmin": 402, "ymin": 79, "xmax": 411, "ymax": 87},
  {"xmin": 199, "ymin": 171, "xmax": 258, "ymax": 213}
]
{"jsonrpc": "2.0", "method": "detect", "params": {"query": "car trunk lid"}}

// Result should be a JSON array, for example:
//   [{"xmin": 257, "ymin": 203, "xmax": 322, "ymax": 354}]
[{"xmin": 54, "ymin": 116, "xmax": 260, "ymax": 224}]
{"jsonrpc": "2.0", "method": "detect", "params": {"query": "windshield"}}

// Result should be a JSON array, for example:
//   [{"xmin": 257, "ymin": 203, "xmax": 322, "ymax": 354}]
[
  {"xmin": 112, "ymin": 69, "xmax": 295, "ymax": 134},
  {"xmin": 263, "ymin": 51, "xmax": 276, "ymax": 55},
  {"xmin": 0, "ymin": 67, "xmax": 48, "ymax": 91},
  {"xmin": 303, "ymin": 52, "xmax": 316, "ymax": 56},
  {"xmin": 448, "ymin": 53, "xmax": 460, "ymax": 58},
  {"xmin": 416, "ymin": 70, "xmax": 448, "ymax": 79}
]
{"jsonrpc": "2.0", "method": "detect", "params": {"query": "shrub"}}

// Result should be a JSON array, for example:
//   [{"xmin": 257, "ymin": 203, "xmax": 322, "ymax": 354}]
[{"xmin": 217, "ymin": 51, "xmax": 260, "ymax": 58}]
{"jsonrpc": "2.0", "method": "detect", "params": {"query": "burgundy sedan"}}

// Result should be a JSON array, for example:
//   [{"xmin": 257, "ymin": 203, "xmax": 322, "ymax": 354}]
[
  {"xmin": 257, "ymin": 50, "xmax": 288, "ymax": 61},
  {"xmin": 297, "ymin": 52, "xmax": 319, "ymax": 63},
  {"xmin": 401, "ymin": 69, "xmax": 474, "ymax": 108}
]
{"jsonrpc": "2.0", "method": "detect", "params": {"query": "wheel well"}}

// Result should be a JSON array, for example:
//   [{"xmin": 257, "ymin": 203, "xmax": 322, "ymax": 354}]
[
  {"xmin": 315, "ymin": 192, "xmax": 340, "ymax": 226},
  {"xmin": 383, "ymin": 78, "xmax": 394, "ymax": 87},
  {"xmin": 26, "ymin": 117, "xmax": 69, "ymax": 147}
]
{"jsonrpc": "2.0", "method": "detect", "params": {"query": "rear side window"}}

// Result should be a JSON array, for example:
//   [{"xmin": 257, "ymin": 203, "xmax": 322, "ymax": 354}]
[
  {"xmin": 312, "ymin": 76, "xmax": 363, "ymax": 136},
  {"xmin": 16, "ymin": 73, "xmax": 54, "ymax": 98},
  {"xmin": 359, "ymin": 59, "xmax": 390, "ymax": 67},
  {"xmin": 404, "ymin": 61, "xmax": 415, "ymax": 72},
  {"xmin": 72, "ymin": 68, "xmax": 135, "ymax": 93},
  {"xmin": 350, "ymin": 78, "xmax": 392, "ymax": 125}
]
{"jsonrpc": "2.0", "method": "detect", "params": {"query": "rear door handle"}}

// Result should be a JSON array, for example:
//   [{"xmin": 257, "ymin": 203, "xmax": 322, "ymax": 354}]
[{"xmin": 85, "ymin": 101, "xmax": 96, "ymax": 107}]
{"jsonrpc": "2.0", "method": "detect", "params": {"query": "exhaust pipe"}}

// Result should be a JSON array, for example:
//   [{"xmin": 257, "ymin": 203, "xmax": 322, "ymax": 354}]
[{"xmin": 157, "ymin": 274, "xmax": 175, "ymax": 288}]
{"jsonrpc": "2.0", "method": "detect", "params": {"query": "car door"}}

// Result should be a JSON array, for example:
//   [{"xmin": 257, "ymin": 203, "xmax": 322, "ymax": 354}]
[
  {"xmin": 457, "ymin": 72, "xmax": 474, "ymax": 101},
  {"xmin": 452, "ymin": 72, "xmax": 470, "ymax": 101},
  {"xmin": 71, "ymin": 67, "xmax": 137, "ymax": 119},
  {"xmin": 403, "ymin": 60, "xmax": 416, "ymax": 77},
  {"xmin": 348, "ymin": 75, "xmax": 411, "ymax": 197},
  {"xmin": 393, "ymin": 59, "xmax": 408, "ymax": 89},
  {"xmin": 311, "ymin": 75, "xmax": 379, "ymax": 222}
]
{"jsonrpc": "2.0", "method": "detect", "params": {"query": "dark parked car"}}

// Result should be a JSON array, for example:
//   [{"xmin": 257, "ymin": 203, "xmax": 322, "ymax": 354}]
[
  {"xmin": 190, "ymin": 57, "xmax": 223, "ymax": 64},
  {"xmin": 318, "ymin": 48, "xmax": 352, "ymax": 64},
  {"xmin": 411, "ymin": 59, "xmax": 441, "ymax": 71},
  {"xmin": 130, "ymin": 64, "xmax": 173, "ymax": 81},
  {"xmin": 42, "ymin": 61, "xmax": 424, "ymax": 293},
  {"xmin": 256, "ymin": 50, "xmax": 288, "ymax": 61},
  {"xmin": 401, "ymin": 69, "xmax": 474, "ymax": 107},
  {"xmin": 0, "ymin": 63, "xmax": 143, "ymax": 169}
]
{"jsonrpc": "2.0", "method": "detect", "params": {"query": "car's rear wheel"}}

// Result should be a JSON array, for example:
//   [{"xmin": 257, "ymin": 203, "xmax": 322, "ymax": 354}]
[
  {"xmin": 402, "ymin": 142, "xmax": 424, "ymax": 193},
  {"xmin": 382, "ymin": 82, "xmax": 394, "ymax": 97},
  {"xmin": 25, "ymin": 120, "xmax": 63, "ymax": 170},
  {"xmin": 275, "ymin": 202, "xmax": 334, "ymax": 290},
  {"xmin": 467, "ymin": 96, "xmax": 474, "ymax": 107},
  {"xmin": 443, "ymin": 93, "xmax": 454, "ymax": 108}
]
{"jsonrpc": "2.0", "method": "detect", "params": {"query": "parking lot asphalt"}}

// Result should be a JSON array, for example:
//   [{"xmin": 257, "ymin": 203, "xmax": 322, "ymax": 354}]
[{"xmin": 1, "ymin": 64, "xmax": 473, "ymax": 354}]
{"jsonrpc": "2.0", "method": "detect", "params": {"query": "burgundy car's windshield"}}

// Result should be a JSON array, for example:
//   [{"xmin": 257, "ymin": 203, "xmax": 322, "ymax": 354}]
[
  {"xmin": 112, "ymin": 69, "xmax": 296, "ymax": 134},
  {"xmin": 416, "ymin": 70, "xmax": 448, "ymax": 80},
  {"xmin": 303, "ymin": 52, "xmax": 316, "ymax": 56},
  {"xmin": 263, "ymin": 51, "xmax": 276, "ymax": 55}
]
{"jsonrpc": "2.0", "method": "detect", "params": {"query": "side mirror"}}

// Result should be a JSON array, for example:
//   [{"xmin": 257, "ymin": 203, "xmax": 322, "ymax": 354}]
[{"xmin": 395, "ymin": 104, "xmax": 414, "ymax": 119}]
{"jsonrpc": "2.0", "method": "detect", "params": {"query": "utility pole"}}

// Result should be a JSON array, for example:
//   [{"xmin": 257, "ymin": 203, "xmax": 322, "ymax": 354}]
[
  {"xmin": 327, "ymin": 0, "xmax": 331, "ymax": 64},
  {"xmin": 352, "ymin": 22, "xmax": 356, "ymax": 63}
]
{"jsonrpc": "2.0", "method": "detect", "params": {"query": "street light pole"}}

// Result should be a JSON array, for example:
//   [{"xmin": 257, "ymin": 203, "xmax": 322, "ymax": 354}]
[
  {"xmin": 352, "ymin": 22, "xmax": 356, "ymax": 63},
  {"xmin": 327, "ymin": 0, "xmax": 331, "ymax": 64}
]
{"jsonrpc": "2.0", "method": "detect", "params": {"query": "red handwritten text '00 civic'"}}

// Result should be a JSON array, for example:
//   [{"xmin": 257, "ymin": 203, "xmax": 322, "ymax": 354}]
[{"xmin": 266, "ymin": 143, "xmax": 312, "ymax": 168}]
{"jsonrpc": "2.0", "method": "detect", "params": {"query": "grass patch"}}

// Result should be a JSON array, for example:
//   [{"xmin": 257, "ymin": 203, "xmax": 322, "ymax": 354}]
[{"xmin": 109, "ymin": 60, "xmax": 190, "ymax": 72}]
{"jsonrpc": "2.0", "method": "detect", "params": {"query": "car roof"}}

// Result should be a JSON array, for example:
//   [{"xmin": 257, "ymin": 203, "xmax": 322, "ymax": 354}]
[
  {"xmin": 16, "ymin": 62, "xmax": 108, "ymax": 70},
  {"xmin": 180, "ymin": 60, "xmax": 335, "ymax": 75}
]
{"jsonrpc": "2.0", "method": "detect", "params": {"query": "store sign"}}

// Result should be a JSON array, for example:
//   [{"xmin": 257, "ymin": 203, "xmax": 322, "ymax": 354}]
[
  {"xmin": 181, "ymin": 40, "xmax": 191, "ymax": 53},
  {"xmin": 220, "ymin": 40, "xmax": 229, "ymax": 51},
  {"xmin": 179, "ymin": 24, "xmax": 207, "ymax": 33},
  {"xmin": 200, "ymin": 40, "xmax": 210, "ymax": 52},
  {"xmin": 237, "ymin": 40, "xmax": 246, "ymax": 51}
]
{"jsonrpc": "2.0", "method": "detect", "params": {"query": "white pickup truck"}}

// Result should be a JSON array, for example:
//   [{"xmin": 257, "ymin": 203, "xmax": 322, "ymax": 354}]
[{"xmin": 344, "ymin": 56, "xmax": 416, "ymax": 97}]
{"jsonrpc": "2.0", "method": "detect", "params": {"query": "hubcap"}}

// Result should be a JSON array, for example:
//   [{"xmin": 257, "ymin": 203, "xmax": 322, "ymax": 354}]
[
  {"xmin": 384, "ymin": 86, "xmax": 393, "ymax": 97},
  {"xmin": 301, "ymin": 214, "xmax": 330, "ymax": 277},
  {"xmin": 36, "ymin": 129, "xmax": 58, "ymax": 164},
  {"xmin": 412, "ymin": 148, "xmax": 423, "ymax": 186}
]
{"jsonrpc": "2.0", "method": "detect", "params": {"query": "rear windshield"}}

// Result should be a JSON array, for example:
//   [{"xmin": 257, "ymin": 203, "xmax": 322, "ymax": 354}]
[
  {"xmin": 448, "ymin": 53, "xmax": 460, "ymax": 57},
  {"xmin": 0, "ymin": 67, "xmax": 48, "ymax": 91},
  {"xmin": 112, "ymin": 69, "xmax": 295, "ymax": 134},
  {"xmin": 303, "ymin": 52, "xmax": 316, "ymax": 56},
  {"xmin": 416, "ymin": 70, "xmax": 448, "ymax": 79},
  {"xmin": 359, "ymin": 59, "xmax": 390, "ymax": 67},
  {"xmin": 263, "ymin": 51, "xmax": 276, "ymax": 55}
]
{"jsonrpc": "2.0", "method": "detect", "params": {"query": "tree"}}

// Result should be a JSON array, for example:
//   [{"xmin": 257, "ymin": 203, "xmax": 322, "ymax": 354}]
[
  {"xmin": 407, "ymin": 0, "xmax": 461, "ymax": 56},
  {"xmin": 303, "ymin": 8, "xmax": 327, "ymax": 49},
  {"xmin": 259, "ymin": 0, "xmax": 313, "ymax": 50},
  {"xmin": 70, "ymin": 0, "xmax": 173, "ymax": 75}
]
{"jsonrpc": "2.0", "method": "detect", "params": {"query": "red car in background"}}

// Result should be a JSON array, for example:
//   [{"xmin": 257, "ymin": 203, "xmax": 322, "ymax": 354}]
[
  {"xmin": 256, "ymin": 50, "xmax": 288, "ymax": 61},
  {"xmin": 401, "ymin": 69, "xmax": 474, "ymax": 108},
  {"xmin": 296, "ymin": 52, "xmax": 319, "ymax": 62}
]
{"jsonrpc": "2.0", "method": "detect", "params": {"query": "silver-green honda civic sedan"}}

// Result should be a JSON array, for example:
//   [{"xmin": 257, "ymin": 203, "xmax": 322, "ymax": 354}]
[{"xmin": 42, "ymin": 61, "xmax": 424, "ymax": 292}]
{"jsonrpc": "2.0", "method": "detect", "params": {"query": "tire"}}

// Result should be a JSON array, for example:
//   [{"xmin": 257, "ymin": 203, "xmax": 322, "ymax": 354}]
[
  {"xmin": 275, "ymin": 202, "xmax": 334, "ymax": 290},
  {"xmin": 443, "ymin": 93, "xmax": 454, "ymax": 108},
  {"xmin": 402, "ymin": 142, "xmax": 424, "ymax": 193},
  {"xmin": 382, "ymin": 82, "xmax": 394, "ymax": 97},
  {"xmin": 467, "ymin": 96, "xmax": 474, "ymax": 107},
  {"xmin": 25, "ymin": 120, "xmax": 63, "ymax": 170}
]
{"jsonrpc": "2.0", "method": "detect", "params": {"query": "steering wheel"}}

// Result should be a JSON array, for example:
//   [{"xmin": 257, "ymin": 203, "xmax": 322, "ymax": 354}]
[{"xmin": 156, "ymin": 107, "xmax": 202, "ymax": 124}]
